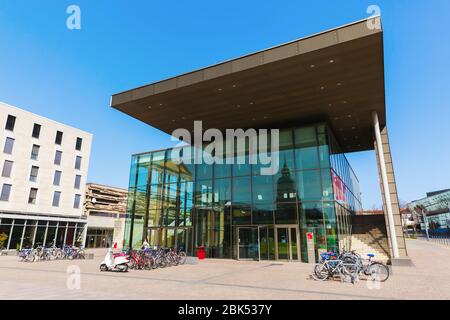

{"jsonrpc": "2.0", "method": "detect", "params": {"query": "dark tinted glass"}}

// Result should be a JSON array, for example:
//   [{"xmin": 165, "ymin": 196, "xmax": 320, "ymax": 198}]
[
  {"xmin": 5, "ymin": 115, "xmax": 16, "ymax": 131},
  {"xmin": 32, "ymin": 123, "xmax": 41, "ymax": 138},
  {"xmin": 55, "ymin": 131, "xmax": 63, "ymax": 145},
  {"xmin": 75, "ymin": 137, "xmax": 82, "ymax": 151}
]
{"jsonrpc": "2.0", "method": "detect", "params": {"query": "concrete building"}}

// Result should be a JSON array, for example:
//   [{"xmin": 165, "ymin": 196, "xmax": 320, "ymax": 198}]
[
  {"xmin": 110, "ymin": 17, "xmax": 408, "ymax": 263},
  {"xmin": 0, "ymin": 102, "xmax": 92, "ymax": 250},
  {"xmin": 84, "ymin": 183, "xmax": 127, "ymax": 249}
]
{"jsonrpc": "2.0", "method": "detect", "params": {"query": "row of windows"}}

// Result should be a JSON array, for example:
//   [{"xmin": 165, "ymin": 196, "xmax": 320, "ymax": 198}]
[
  {"xmin": 2, "ymin": 160, "xmax": 82, "ymax": 188},
  {"xmin": 5, "ymin": 114, "xmax": 84, "ymax": 150},
  {"xmin": 2, "ymin": 137, "xmax": 83, "ymax": 169},
  {"xmin": 0, "ymin": 183, "xmax": 82, "ymax": 209}
]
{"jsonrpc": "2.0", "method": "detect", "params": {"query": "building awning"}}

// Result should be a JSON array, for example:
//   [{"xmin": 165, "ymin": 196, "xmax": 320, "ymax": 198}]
[{"xmin": 111, "ymin": 17, "xmax": 385, "ymax": 153}]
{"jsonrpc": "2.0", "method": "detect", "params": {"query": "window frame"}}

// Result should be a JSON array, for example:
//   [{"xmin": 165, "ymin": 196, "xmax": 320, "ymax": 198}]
[
  {"xmin": 1, "ymin": 160, "xmax": 13, "ymax": 178},
  {"xmin": 5, "ymin": 115, "xmax": 16, "ymax": 131}
]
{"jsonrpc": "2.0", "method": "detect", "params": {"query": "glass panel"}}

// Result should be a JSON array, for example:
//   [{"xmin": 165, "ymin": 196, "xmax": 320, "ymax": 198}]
[
  {"xmin": 75, "ymin": 156, "xmax": 82, "ymax": 170},
  {"xmin": 32, "ymin": 124, "xmax": 41, "ymax": 139},
  {"xmin": 0, "ymin": 224, "xmax": 11, "ymax": 249},
  {"xmin": 33, "ymin": 226, "xmax": 46, "ymax": 247},
  {"xmin": 290, "ymin": 228, "xmax": 298, "ymax": 260},
  {"xmin": 8, "ymin": 225, "xmax": 23, "ymax": 250},
  {"xmin": 52, "ymin": 191, "xmax": 61, "ymax": 207},
  {"xmin": 2, "ymin": 160, "xmax": 13, "ymax": 177},
  {"xmin": 31, "ymin": 145, "xmax": 40, "ymax": 160},
  {"xmin": 300, "ymin": 202, "xmax": 327, "ymax": 262},
  {"xmin": 274, "ymin": 150, "xmax": 297, "ymax": 202},
  {"xmin": 259, "ymin": 227, "xmax": 269, "ymax": 260},
  {"xmin": 195, "ymin": 180, "xmax": 213, "ymax": 208},
  {"xmin": 318, "ymin": 132, "xmax": 330, "ymax": 168},
  {"xmin": 5, "ymin": 115, "xmax": 16, "ymax": 131},
  {"xmin": 54, "ymin": 151, "xmax": 62, "ymax": 165},
  {"xmin": 56, "ymin": 224, "xmax": 66, "ymax": 247},
  {"xmin": 268, "ymin": 227, "xmax": 276, "ymax": 260},
  {"xmin": 276, "ymin": 228, "xmax": 289, "ymax": 260},
  {"xmin": 166, "ymin": 228, "xmax": 175, "ymax": 248},
  {"xmin": 0, "ymin": 184, "xmax": 12, "ymax": 201},
  {"xmin": 252, "ymin": 202, "xmax": 273, "ymax": 224},
  {"xmin": 252, "ymin": 174, "xmax": 274, "ymax": 223},
  {"xmin": 321, "ymin": 169, "xmax": 334, "ymax": 200},
  {"xmin": 214, "ymin": 178, "xmax": 231, "ymax": 206},
  {"xmin": 238, "ymin": 228, "xmax": 258, "ymax": 260},
  {"xmin": 252, "ymin": 174, "xmax": 273, "ymax": 204},
  {"xmin": 275, "ymin": 202, "xmax": 297, "ymax": 224},
  {"xmin": 232, "ymin": 176, "xmax": 251, "ymax": 205},
  {"xmin": 3, "ymin": 137, "xmax": 14, "ymax": 154},
  {"xmin": 297, "ymin": 170, "xmax": 322, "ymax": 201},
  {"xmin": 45, "ymin": 227, "xmax": 56, "ymax": 247},
  {"xmin": 53, "ymin": 171, "xmax": 62, "ymax": 186}
]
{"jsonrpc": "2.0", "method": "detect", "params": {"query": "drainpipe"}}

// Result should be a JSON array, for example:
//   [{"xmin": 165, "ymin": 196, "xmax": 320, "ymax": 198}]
[{"xmin": 372, "ymin": 111, "xmax": 400, "ymax": 259}]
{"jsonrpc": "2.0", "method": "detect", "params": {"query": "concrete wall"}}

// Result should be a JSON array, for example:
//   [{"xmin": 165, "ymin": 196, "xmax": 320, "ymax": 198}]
[
  {"xmin": 374, "ymin": 126, "xmax": 408, "ymax": 257},
  {"xmin": 352, "ymin": 214, "xmax": 390, "ymax": 260}
]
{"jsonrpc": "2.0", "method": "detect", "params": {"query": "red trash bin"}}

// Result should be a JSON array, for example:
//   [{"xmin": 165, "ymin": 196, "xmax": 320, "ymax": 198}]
[{"xmin": 197, "ymin": 246, "xmax": 206, "ymax": 260}]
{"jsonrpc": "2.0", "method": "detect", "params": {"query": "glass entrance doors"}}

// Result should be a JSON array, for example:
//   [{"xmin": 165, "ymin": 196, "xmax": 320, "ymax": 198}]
[
  {"xmin": 237, "ymin": 227, "xmax": 259, "ymax": 260},
  {"xmin": 275, "ymin": 225, "xmax": 299, "ymax": 261},
  {"xmin": 237, "ymin": 225, "xmax": 299, "ymax": 261}
]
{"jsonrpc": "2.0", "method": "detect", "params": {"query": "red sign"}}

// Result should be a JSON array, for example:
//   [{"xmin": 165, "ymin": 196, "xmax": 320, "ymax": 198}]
[{"xmin": 307, "ymin": 232, "xmax": 313, "ymax": 240}]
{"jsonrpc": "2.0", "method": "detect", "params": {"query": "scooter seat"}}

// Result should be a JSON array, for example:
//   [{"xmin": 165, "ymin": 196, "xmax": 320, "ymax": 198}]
[{"xmin": 367, "ymin": 253, "xmax": 375, "ymax": 258}]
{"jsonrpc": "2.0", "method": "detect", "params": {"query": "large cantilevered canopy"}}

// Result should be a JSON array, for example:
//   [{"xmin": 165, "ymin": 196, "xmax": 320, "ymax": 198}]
[{"xmin": 111, "ymin": 17, "xmax": 386, "ymax": 153}]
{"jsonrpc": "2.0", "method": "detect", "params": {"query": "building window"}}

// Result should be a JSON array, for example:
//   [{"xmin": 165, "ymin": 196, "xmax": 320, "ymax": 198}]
[
  {"xmin": 54, "ymin": 150, "xmax": 62, "ymax": 165},
  {"xmin": 3, "ymin": 137, "xmax": 14, "ymax": 154},
  {"xmin": 73, "ymin": 194, "xmax": 81, "ymax": 209},
  {"xmin": 52, "ymin": 191, "xmax": 61, "ymax": 207},
  {"xmin": 1, "ymin": 160, "xmax": 13, "ymax": 178},
  {"xmin": 28, "ymin": 188, "xmax": 38, "ymax": 204},
  {"xmin": 32, "ymin": 123, "xmax": 41, "ymax": 139},
  {"xmin": 74, "ymin": 175, "xmax": 82, "ymax": 189},
  {"xmin": 55, "ymin": 131, "xmax": 63, "ymax": 145},
  {"xmin": 31, "ymin": 144, "xmax": 40, "ymax": 160},
  {"xmin": 53, "ymin": 170, "xmax": 62, "ymax": 186},
  {"xmin": 75, "ymin": 137, "xmax": 82, "ymax": 151},
  {"xmin": 0, "ymin": 184, "xmax": 12, "ymax": 201},
  {"xmin": 5, "ymin": 115, "xmax": 16, "ymax": 131},
  {"xmin": 75, "ymin": 156, "xmax": 82, "ymax": 170},
  {"xmin": 29, "ymin": 166, "xmax": 39, "ymax": 182}
]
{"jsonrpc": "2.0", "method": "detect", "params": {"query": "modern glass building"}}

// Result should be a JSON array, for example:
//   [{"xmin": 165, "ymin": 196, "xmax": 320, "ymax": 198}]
[
  {"xmin": 111, "ymin": 17, "xmax": 409, "ymax": 262},
  {"xmin": 124, "ymin": 124, "xmax": 361, "ymax": 262}
]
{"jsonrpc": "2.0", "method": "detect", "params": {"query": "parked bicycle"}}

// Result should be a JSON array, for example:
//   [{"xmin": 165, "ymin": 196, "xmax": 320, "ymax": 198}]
[
  {"xmin": 312, "ymin": 250, "xmax": 389, "ymax": 283},
  {"xmin": 17, "ymin": 245, "xmax": 85, "ymax": 263}
]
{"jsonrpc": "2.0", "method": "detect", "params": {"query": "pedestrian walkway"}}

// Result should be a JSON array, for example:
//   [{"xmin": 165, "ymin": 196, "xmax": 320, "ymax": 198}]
[{"xmin": 0, "ymin": 239, "xmax": 449, "ymax": 300}]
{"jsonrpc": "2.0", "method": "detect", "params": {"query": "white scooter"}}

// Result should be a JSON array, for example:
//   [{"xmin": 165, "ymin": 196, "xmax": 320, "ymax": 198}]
[{"xmin": 100, "ymin": 248, "xmax": 129, "ymax": 272}]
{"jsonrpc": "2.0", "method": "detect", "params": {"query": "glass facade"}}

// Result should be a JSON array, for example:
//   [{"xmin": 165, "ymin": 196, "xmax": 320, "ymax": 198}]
[
  {"xmin": 0, "ymin": 217, "xmax": 86, "ymax": 250},
  {"xmin": 124, "ymin": 123, "xmax": 361, "ymax": 262}
]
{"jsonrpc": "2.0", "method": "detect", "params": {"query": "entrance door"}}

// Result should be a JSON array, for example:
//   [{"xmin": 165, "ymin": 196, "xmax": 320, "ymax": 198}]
[
  {"xmin": 237, "ymin": 227, "xmax": 259, "ymax": 260},
  {"xmin": 275, "ymin": 226, "xmax": 299, "ymax": 261}
]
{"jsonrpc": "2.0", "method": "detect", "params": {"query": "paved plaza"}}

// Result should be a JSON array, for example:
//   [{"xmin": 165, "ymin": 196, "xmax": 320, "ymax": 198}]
[{"xmin": 0, "ymin": 239, "xmax": 449, "ymax": 300}]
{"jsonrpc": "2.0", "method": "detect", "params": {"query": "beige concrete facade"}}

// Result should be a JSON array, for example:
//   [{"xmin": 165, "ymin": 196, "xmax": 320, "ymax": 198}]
[
  {"xmin": 84, "ymin": 183, "xmax": 127, "ymax": 248},
  {"xmin": 374, "ymin": 126, "xmax": 408, "ymax": 257}
]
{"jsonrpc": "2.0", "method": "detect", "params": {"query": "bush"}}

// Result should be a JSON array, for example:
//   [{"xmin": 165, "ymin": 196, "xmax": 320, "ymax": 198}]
[{"xmin": 0, "ymin": 232, "xmax": 8, "ymax": 249}]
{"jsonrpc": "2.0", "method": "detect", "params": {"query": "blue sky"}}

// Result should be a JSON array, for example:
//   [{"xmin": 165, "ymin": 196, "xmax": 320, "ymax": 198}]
[{"xmin": 1, "ymin": 0, "xmax": 449, "ymax": 209}]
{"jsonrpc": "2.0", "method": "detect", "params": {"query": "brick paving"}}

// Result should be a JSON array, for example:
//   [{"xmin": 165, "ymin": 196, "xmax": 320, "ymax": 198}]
[{"xmin": 0, "ymin": 239, "xmax": 449, "ymax": 300}]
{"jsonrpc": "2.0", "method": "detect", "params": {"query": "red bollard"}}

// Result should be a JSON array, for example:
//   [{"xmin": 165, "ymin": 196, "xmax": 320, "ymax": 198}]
[{"xmin": 197, "ymin": 246, "xmax": 206, "ymax": 260}]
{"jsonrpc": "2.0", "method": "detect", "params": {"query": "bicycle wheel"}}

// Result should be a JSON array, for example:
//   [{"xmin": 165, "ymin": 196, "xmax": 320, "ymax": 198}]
[
  {"xmin": 178, "ymin": 252, "xmax": 187, "ymax": 265},
  {"xmin": 78, "ymin": 250, "xmax": 85, "ymax": 259},
  {"xmin": 367, "ymin": 262, "xmax": 389, "ymax": 282},
  {"xmin": 128, "ymin": 258, "xmax": 137, "ymax": 270},
  {"xmin": 312, "ymin": 263, "xmax": 329, "ymax": 281}
]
